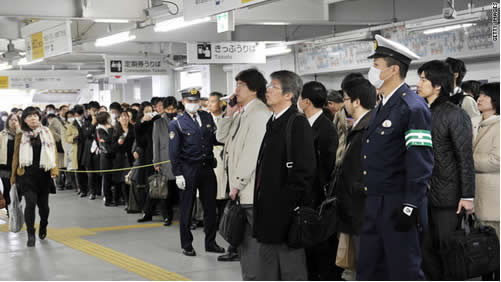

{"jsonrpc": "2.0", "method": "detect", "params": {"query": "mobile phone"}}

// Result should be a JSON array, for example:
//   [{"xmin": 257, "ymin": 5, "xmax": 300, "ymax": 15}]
[{"xmin": 229, "ymin": 96, "xmax": 238, "ymax": 107}]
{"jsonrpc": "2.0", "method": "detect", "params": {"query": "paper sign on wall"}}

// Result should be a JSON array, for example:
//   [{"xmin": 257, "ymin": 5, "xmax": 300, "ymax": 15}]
[
  {"xmin": 187, "ymin": 42, "xmax": 266, "ymax": 64},
  {"xmin": 105, "ymin": 56, "xmax": 171, "ymax": 76}
]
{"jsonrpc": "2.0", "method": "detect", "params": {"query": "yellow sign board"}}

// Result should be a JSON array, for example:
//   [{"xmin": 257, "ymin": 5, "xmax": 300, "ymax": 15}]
[
  {"xmin": 0, "ymin": 76, "xmax": 8, "ymax": 88},
  {"xmin": 241, "ymin": 0, "xmax": 255, "ymax": 2},
  {"xmin": 31, "ymin": 32, "xmax": 44, "ymax": 60}
]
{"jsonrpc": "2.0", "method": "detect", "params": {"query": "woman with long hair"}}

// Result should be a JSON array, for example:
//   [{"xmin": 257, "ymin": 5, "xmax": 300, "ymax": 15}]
[
  {"xmin": 0, "ymin": 114, "xmax": 20, "ymax": 216},
  {"xmin": 10, "ymin": 107, "xmax": 58, "ymax": 247}
]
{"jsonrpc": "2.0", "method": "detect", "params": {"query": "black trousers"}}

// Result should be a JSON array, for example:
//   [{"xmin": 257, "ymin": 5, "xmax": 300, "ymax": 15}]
[
  {"xmin": 422, "ymin": 206, "xmax": 458, "ymax": 280},
  {"xmin": 142, "ymin": 179, "xmax": 177, "ymax": 219},
  {"xmin": 87, "ymin": 154, "xmax": 101, "ymax": 196},
  {"xmin": 24, "ymin": 190, "xmax": 49, "ymax": 234},
  {"xmin": 76, "ymin": 164, "xmax": 88, "ymax": 193},
  {"xmin": 179, "ymin": 162, "xmax": 217, "ymax": 250},
  {"xmin": 306, "ymin": 235, "xmax": 344, "ymax": 280}
]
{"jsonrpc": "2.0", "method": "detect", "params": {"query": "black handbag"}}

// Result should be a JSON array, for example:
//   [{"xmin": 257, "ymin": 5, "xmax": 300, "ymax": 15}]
[
  {"xmin": 440, "ymin": 213, "xmax": 500, "ymax": 280},
  {"xmin": 219, "ymin": 199, "xmax": 246, "ymax": 246},
  {"xmin": 148, "ymin": 172, "xmax": 168, "ymax": 199},
  {"xmin": 285, "ymin": 113, "xmax": 339, "ymax": 249}
]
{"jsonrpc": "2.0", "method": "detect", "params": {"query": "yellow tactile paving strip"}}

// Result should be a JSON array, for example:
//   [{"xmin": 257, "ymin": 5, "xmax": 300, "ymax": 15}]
[{"xmin": 0, "ymin": 210, "xmax": 189, "ymax": 281}]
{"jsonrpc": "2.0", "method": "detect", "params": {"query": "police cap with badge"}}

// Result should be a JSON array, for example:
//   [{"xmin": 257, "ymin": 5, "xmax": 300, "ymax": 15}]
[
  {"xmin": 179, "ymin": 87, "xmax": 202, "ymax": 101},
  {"xmin": 368, "ymin": 34, "xmax": 420, "ymax": 66}
]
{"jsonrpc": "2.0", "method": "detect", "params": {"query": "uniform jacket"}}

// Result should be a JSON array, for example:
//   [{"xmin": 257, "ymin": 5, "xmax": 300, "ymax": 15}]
[
  {"xmin": 64, "ymin": 123, "xmax": 79, "ymax": 170},
  {"xmin": 253, "ymin": 106, "xmax": 316, "ymax": 244},
  {"xmin": 216, "ymin": 99, "xmax": 271, "ymax": 204},
  {"xmin": 472, "ymin": 115, "xmax": 500, "ymax": 221},
  {"xmin": 153, "ymin": 115, "xmax": 175, "ymax": 180},
  {"xmin": 10, "ymin": 132, "xmax": 59, "ymax": 184},
  {"xmin": 168, "ymin": 110, "xmax": 217, "ymax": 177},
  {"xmin": 361, "ymin": 83, "xmax": 434, "ymax": 208},
  {"xmin": 337, "ymin": 111, "xmax": 372, "ymax": 235},
  {"xmin": 310, "ymin": 112, "xmax": 338, "ymax": 207},
  {"xmin": 428, "ymin": 96, "xmax": 475, "ymax": 208}
]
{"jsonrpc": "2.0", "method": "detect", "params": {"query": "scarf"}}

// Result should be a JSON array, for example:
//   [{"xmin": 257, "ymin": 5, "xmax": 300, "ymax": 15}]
[
  {"xmin": 19, "ymin": 126, "xmax": 57, "ymax": 171},
  {"xmin": 0, "ymin": 129, "xmax": 16, "ymax": 166}
]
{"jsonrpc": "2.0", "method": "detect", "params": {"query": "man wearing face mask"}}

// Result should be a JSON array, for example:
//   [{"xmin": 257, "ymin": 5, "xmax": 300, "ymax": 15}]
[
  {"xmin": 168, "ymin": 88, "xmax": 225, "ymax": 257},
  {"xmin": 358, "ymin": 35, "xmax": 434, "ymax": 280},
  {"xmin": 109, "ymin": 102, "xmax": 122, "ymax": 127}
]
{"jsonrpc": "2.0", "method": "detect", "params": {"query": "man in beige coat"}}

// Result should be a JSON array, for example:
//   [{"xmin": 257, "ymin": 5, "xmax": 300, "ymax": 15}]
[{"xmin": 216, "ymin": 69, "xmax": 271, "ymax": 280}]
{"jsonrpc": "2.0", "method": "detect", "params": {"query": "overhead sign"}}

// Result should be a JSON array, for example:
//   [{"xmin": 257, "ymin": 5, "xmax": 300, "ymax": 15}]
[
  {"xmin": 105, "ymin": 56, "xmax": 171, "ymax": 76},
  {"xmin": 0, "ymin": 71, "xmax": 87, "ymax": 90},
  {"xmin": 184, "ymin": 0, "xmax": 270, "ymax": 20},
  {"xmin": 216, "ymin": 12, "xmax": 235, "ymax": 33},
  {"xmin": 24, "ymin": 22, "xmax": 72, "ymax": 62},
  {"xmin": 187, "ymin": 42, "xmax": 266, "ymax": 64}
]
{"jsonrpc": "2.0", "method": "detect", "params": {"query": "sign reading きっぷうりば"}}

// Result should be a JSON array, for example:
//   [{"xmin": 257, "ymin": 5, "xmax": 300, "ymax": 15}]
[
  {"xmin": 187, "ymin": 42, "xmax": 266, "ymax": 64},
  {"xmin": 183, "ymin": 0, "xmax": 271, "ymax": 20}
]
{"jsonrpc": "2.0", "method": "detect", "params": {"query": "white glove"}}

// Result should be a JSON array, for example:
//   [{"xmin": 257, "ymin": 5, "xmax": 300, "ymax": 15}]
[{"xmin": 176, "ymin": 175, "xmax": 186, "ymax": 190}]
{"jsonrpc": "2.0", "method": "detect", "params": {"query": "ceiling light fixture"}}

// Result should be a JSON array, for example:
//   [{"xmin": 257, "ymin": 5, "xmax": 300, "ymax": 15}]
[
  {"xmin": 423, "ymin": 23, "xmax": 475, "ymax": 34},
  {"xmin": 94, "ymin": 19, "xmax": 130, "ymax": 23},
  {"xmin": 154, "ymin": 17, "xmax": 211, "ymax": 32},
  {"xmin": 0, "ymin": 62, "xmax": 13, "ymax": 71},
  {"xmin": 95, "ymin": 31, "xmax": 136, "ymax": 47},
  {"xmin": 18, "ymin": 57, "xmax": 44, "ymax": 66},
  {"xmin": 406, "ymin": 11, "xmax": 487, "ymax": 33},
  {"xmin": 265, "ymin": 45, "xmax": 292, "ymax": 57},
  {"xmin": 261, "ymin": 22, "xmax": 289, "ymax": 25}
]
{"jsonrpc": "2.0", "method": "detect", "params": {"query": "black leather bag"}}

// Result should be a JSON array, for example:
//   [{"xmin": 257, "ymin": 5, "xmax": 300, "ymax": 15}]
[
  {"xmin": 148, "ymin": 172, "xmax": 168, "ymax": 199},
  {"xmin": 440, "ymin": 213, "xmax": 500, "ymax": 280},
  {"xmin": 219, "ymin": 199, "xmax": 246, "ymax": 246},
  {"xmin": 285, "ymin": 113, "xmax": 339, "ymax": 249}
]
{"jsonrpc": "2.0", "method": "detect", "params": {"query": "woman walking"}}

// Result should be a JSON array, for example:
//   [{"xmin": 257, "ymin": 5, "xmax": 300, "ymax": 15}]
[
  {"xmin": 0, "ymin": 114, "xmax": 20, "ymax": 216},
  {"xmin": 11, "ymin": 107, "xmax": 58, "ymax": 247}
]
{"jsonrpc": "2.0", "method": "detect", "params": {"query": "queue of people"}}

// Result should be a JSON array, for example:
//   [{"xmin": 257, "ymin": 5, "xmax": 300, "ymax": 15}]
[{"xmin": 0, "ymin": 34, "xmax": 499, "ymax": 281}]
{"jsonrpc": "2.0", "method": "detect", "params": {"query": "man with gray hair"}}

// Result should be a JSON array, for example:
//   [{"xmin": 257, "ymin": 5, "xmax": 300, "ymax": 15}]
[{"xmin": 253, "ymin": 70, "xmax": 316, "ymax": 280}]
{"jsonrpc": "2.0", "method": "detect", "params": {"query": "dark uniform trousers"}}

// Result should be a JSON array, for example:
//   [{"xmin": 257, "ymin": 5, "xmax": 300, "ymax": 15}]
[
  {"xmin": 179, "ymin": 161, "xmax": 217, "ymax": 250},
  {"xmin": 357, "ymin": 194, "xmax": 427, "ymax": 281}
]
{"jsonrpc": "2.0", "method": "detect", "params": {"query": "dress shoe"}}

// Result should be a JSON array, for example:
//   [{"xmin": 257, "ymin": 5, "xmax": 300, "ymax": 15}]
[
  {"xmin": 163, "ymin": 218, "xmax": 172, "ymax": 226},
  {"xmin": 217, "ymin": 251, "xmax": 240, "ymax": 262},
  {"xmin": 89, "ymin": 194, "xmax": 96, "ymax": 200},
  {"xmin": 182, "ymin": 247, "xmax": 196, "ymax": 256},
  {"xmin": 104, "ymin": 202, "xmax": 114, "ymax": 207},
  {"xmin": 79, "ymin": 193, "xmax": 88, "ymax": 198},
  {"xmin": 206, "ymin": 243, "xmax": 225, "ymax": 253},
  {"xmin": 137, "ymin": 215, "xmax": 152, "ymax": 223},
  {"xmin": 39, "ymin": 225, "xmax": 47, "ymax": 240},
  {"xmin": 27, "ymin": 233, "xmax": 36, "ymax": 247}
]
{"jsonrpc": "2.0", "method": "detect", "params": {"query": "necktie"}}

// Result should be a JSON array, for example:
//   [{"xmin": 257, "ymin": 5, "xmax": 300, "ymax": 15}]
[{"xmin": 193, "ymin": 113, "xmax": 201, "ymax": 127}]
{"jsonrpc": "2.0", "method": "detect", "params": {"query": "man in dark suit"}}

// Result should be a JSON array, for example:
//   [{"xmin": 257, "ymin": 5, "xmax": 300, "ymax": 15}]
[
  {"xmin": 337, "ymin": 77, "xmax": 377, "ymax": 279},
  {"xmin": 253, "ymin": 70, "xmax": 316, "ymax": 280},
  {"xmin": 71, "ymin": 104, "xmax": 90, "ymax": 197},
  {"xmin": 297, "ymin": 81, "xmax": 339, "ymax": 280}
]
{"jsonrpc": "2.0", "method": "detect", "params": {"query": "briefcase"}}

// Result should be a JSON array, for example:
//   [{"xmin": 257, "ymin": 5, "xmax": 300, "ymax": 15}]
[
  {"xmin": 219, "ymin": 199, "xmax": 246, "ymax": 246},
  {"xmin": 148, "ymin": 172, "xmax": 168, "ymax": 199},
  {"xmin": 440, "ymin": 213, "xmax": 500, "ymax": 280}
]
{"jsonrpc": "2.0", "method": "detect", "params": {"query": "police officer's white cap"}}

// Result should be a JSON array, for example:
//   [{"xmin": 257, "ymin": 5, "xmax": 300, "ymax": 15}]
[
  {"xmin": 178, "ymin": 87, "xmax": 202, "ymax": 100},
  {"xmin": 368, "ymin": 34, "xmax": 420, "ymax": 66}
]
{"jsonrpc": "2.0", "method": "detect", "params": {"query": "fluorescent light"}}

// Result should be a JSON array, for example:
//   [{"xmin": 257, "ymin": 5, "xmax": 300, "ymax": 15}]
[
  {"xmin": 0, "ymin": 62, "xmax": 13, "ymax": 71},
  {"xmin": 308, "ymin": 31, "xmax": 373, "ymax": 47},
  {"xmin": 262, "ymin": 22, "xmax": 289, "ymax": 25},
  {"xmin": 95, "ymin": 31, "xmax": 136, "ymax": 47},
  {"xmin": 94, "ymin": 19, "xmax": 130, "ymax": 23},
  {"xmin": 423, "ymin": 23, "xmax": 475, "ymax": 34},
  {"xmin": 265, "ymin": 45, "xmax": 292, "ymax": 57},
  {"xmin": 18, "ymin": 57, "xmax": 44, "ymax": 66},
  {"xmin": 154, "ymin": 17, "xmax": 211, "ymax": 32},
  {"xmin": 406, "ymin": 11, "xmax": 487, "ymax": 33}
]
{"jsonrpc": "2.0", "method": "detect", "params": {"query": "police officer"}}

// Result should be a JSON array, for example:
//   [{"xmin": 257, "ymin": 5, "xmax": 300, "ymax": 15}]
[
  {"xmin": 357, "ymin": 35, "xmax": 434, "ymax": 280},
  {"xmin": 168, "ymin": 88, "xmax": 225, "ymax": 256}
]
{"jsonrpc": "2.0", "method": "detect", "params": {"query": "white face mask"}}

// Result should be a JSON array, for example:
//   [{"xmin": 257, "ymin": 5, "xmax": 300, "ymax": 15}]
[
  {"xmin": 185, "ymin": 103, "xmax": 200, "ymax": 114},
  {"xmin": 368, "ymin": 66, "xmax": 391, "ymax": 89},
  {"xmin": 67, "ymin": 118, "xmax": 75, "ymax": 123}
]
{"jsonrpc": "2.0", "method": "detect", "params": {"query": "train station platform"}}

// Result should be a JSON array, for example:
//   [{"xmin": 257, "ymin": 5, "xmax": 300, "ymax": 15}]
[{"xmin": 0, "ymin": 190, "xmax": 241, "ymax": 281}]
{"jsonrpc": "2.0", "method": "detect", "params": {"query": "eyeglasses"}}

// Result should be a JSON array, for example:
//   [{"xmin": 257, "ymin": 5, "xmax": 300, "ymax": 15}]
[
  {"xmin": 236, "ymin": 82, "xmax": 247, "ymax": 88},
  {"xmin": 266, "ymin": 84, "xmax": 282, "ymax": 90}
]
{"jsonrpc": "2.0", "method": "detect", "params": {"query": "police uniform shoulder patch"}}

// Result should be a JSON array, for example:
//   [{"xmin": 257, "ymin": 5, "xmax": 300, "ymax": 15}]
[
  {"xmin": 382, "ymin": 120, "xmax": 392, "ymax": 128},
  {"xmin": 169, "ymin": 131, "xmax": 175, "ymax": 140}
]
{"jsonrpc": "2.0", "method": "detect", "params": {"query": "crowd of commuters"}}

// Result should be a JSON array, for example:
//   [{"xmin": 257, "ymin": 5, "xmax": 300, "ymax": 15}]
[{"xmin": 0, "ymin": 34, "xmax": 499, "ymax": 281}]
